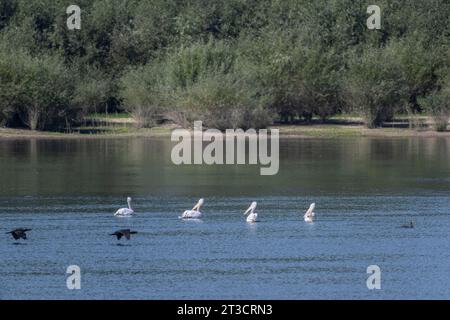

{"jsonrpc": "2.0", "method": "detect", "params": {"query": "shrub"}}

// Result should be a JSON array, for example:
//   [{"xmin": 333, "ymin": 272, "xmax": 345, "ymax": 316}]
[
  {"xmin": 418, "ymin": 92, "xmax": 449, "ymax": 131},
  {"xmin": 389, "ymin": 34, "xmax": 446, "ymax": 113},
  {"xmin": 0, "ymin": 48, "xmax": 77, "ymax": 130},
  {"xmin": 72, "ymin": 68, "xmax": 115, "ymax": 115},
  {"xmin": 177, "ymin": 73, "xmax": 271, "ymax": 130},
  {"xmin": 166, "ymin": 39, "xmax": 235, "ymax": 89},
  {"xmin": 120, "ymin": 62, "xmax": 172, "ymax": 128},
  {"xmin": 235, "ymin": 31, "xmax": 343, "ymax": 123},
  {"xmin": 120, "ymin": 39, "xmax": 246, "ymax": 129},
  {"xmin": 343, "ymin": 46, "xmax": 407, "ymax": 128}
]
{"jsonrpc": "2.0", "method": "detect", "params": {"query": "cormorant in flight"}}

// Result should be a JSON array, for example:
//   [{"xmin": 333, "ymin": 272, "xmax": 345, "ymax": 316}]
[
  {"xmin": 7, "ymin": 228, "xmax": 31, "ymax": 240},
  {"xmin": 110, "ymin": 229, "xmax": 137, "ymax": 240}
]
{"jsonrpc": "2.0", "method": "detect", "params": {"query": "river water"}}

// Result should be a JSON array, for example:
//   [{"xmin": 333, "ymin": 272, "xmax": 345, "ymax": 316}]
[{"xmin": 0, "ymin": 137, "xmax": 449, "ymax": 299}]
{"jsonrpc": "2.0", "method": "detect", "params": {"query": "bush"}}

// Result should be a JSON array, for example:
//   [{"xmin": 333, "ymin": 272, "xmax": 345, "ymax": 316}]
[
  {"xmin": 120, "ymin": 38, "xmax": 274, "ymax": 130},
  {"xmin": 72, "ymin": 68, "xmax": 115, "ymax": 115},
  {"xmin": 177, "ymin": 73, "xmax": 271, "ymax": 130},
  {"xmin": 166, "ymin": 39, "xmax": 235, "ymax": 88},
  {"xmin": 235, "ymin": 31, "xmax": 342, "ymax": 123},
  {"xmin": 418, "ymin": 92, "xmax": 450, "ymax": 131},
  {"xmin": 234, "ymin": 32, "xmax": 306, "ymax": 123},
  {"xmin": 120, "ymin": 62, "xmax": 171, "ymax": 128},
  {"xmin": 389, "ymin": 34, "xmax": 446, "ymax": 113},
  {"xmin": 0, "ymin": 48, "xmax": 77, "ymax": 130},
  {"xmin": 343, "ymin": 46, "xmax": 407, "ymax": 128},
  {"xmin": 0, "ymin": 0, "xmax": 17, "ymax": 31}
]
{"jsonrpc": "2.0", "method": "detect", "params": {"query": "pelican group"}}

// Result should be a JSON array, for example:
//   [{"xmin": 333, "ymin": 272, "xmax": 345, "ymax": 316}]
[
  {"xmin": 180, "ymin": 198, "xmax": 204, "ymax": 219},
  {"xmin": 114, "ymin": 197, "xmax": 134, "ymax": 217}
]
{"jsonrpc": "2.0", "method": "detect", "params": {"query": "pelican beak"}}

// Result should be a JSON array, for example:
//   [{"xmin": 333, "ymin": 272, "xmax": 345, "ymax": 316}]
[{"xmin": 192, "ymin": 202, "xmax": 201, "ymax": 211}]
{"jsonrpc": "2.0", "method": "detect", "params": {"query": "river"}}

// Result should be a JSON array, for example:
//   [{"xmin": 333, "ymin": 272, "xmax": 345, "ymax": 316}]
[{"xmin": 0, "ymin": 137, "xmax": 449, "ymax": 299}]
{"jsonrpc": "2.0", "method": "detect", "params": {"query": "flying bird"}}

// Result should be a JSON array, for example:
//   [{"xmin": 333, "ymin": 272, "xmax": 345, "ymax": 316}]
[
  {"xmin": 110, "ymin": 229, "xmax": 137, "ymax": 240},
  {"xmin": 7, "ymin": 228, "xmax": 32, "ymax": 240}
]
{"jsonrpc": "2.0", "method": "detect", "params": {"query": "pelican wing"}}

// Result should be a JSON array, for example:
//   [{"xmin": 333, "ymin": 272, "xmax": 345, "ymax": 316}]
[
  {"xmin": 181, "ymin": 210, "xmax": 202, "ymax": 219},
  {"xmin": 246, "ymin": 212, "xmax": 258, "ymax": 222},
  {"xmin": 115, "ymin": 208, "xmax": 134, "ymax": 216}
]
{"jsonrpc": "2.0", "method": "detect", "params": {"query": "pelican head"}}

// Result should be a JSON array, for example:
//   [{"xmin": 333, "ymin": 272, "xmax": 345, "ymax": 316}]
[
  {"xmin": 192, "ymin": 198, "xmax": 204, "ymax": 211},
  {"xmin": 244, "ymin": 201, "xmax": 257, "ymax": 215},
  {"xmin": 306, "ymin": 203, "xmax": 315, "ymax": 215},
  {"xmin": 304, "ymin": 202, "xmax": 316, "ymax": 222}
]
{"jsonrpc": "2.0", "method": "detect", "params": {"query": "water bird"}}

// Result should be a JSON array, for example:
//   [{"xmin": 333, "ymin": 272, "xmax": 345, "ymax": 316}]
[
  {"xmin": 114, "ymin": 197, "xmax": 134, "ymax": 217},
  {"xmin": 7, "ymin": 228, "xmax": 31, "ymax": 240},
  {"xmin": 401, "ymin": 221, "xmax": 414, "ymax": 229},
  {"xmin": 180, "ymin": 198, "xmax": 204, "ymax": 219},
  {"xmin": 304, "ymin": 203, "xmax": 316, "ymax": 222},
  {"xmin": 244, "ymin": 201, "xmax": 258, "ymax": 223},
  {"xmin": 110, "ymin": 229, "xmax": 137, "ymax": 240}
]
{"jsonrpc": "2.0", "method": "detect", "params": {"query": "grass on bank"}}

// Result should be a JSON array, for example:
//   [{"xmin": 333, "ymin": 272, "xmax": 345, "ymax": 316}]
[{"xmin": 0, "ymin": 113, "xmax": 449, "ymax": 139}]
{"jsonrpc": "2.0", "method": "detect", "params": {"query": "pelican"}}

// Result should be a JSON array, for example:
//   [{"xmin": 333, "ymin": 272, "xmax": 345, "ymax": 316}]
[
  {"xmin": 244, "ymin": 201, "xmax": 258, "ymax": 223},
  {"xmin": 114, "ymin": 197, "xmax": 134, "ymax": 217},
  {"xmin": 304, "ymin": 203, "xmax": 315, "ymax": 222},
  {"xmin": 180, "ymin": 198, "xmax": 204, "ymax": 219},
  {"xmin": 7, "ymin": 228, "xmax": 31, "ymax": 240}
]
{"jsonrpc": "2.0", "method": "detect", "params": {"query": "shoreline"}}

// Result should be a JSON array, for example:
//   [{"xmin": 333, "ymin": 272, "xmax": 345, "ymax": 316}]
[
  {"xmin": 1, "ymin": 124, "xmax": 449, "ymax": 140},
  {"xmin": 276, "ymin": 124, "xmax": 450, "ymax": 138}
]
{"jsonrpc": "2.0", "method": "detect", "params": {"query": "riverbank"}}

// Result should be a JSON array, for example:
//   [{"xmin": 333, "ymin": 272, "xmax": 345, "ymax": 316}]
[
  {"xmin": 0, "ymin": 114, "xmax": 449, "ymax": 139},
  {"xmin": 0, "ymin": 126, "xmax": 174, "ymax": 139},
  {"xmin": 277, "ymin": 124, "xmax": 450, "ymax": 138}
]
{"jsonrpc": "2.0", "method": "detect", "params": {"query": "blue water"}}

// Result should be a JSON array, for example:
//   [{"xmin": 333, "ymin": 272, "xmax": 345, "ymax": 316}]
[
  {"xmin": 0, "ymin": 137, "xmax": 449, "ymax": 299},
  {"xmin": 0, "ymin": 195, "xmax": 449, "ymax": 299}
]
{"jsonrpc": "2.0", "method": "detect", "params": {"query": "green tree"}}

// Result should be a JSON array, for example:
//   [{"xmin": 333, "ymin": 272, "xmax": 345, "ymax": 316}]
[
  {"xmin": 344, "ymin": 45, "xmax": 407, "ymax": 128},
  {"xmin": 0, "ymin": 48, "xmax": 77, "ymax": 130}
]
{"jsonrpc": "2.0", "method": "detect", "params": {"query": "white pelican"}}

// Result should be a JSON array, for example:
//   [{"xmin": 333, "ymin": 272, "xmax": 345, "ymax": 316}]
[
  {"xmin": 304, "ymin": 203, "xmax": 315, "ymax": 222},
  {"xmin": 114, "ymin": 197, "xmax": 134, "ymax": 217},
  {"xmin": 180, "ymin": 198, "xmax": 204, "ymax": 219},
  {"xmin": 244, "ymin": 201, "xmax": 258, "ymax": 223}
]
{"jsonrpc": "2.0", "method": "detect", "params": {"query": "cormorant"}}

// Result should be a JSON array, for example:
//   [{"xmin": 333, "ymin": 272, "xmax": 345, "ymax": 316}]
[
  {"xmin": 110, "ymin": 229, "xmax": 137, "ymax": 240},
  {"xmin": 7, "ymin": 228, "xmax": 31, "ymax": 240},
  {"xmin": 401, "ymin": 221, "xmax": 414, "ymax": 229}
]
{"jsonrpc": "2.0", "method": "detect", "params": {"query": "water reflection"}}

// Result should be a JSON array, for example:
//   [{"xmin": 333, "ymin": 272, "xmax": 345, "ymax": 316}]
[
  {"xmin": 0, "ymin": 137, "xmax": 449, "ymax": 197},
  {"xmin": 245, "ymin": 221, "xmax": 258, "ymax": 233}
]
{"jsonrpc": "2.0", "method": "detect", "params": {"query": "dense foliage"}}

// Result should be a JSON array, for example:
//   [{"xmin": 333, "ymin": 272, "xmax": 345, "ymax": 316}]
[{"xmin": 0, "ymin": 0, "xmax": 449, "ymax": 130}]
